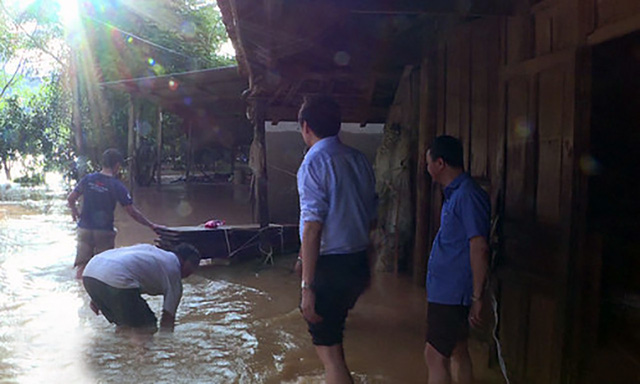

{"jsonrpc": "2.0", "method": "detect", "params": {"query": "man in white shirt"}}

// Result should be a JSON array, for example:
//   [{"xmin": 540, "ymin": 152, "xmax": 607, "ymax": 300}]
[{"xmin": 82, "ymin": 243, "xmax": 201, "ymax": 334}]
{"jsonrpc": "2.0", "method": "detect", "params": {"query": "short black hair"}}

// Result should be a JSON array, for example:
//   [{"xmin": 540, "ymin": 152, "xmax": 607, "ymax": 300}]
[
  {"xmin": 174, "ymin": 243, "xmax": 201, "ymax": 267},
  {"xmin": 430, "ymin": 135, "xmax": 464, "ymax": 169},
  {"xmin": 298, "ymin": 95, "xmax": 341, "ymax": 138},
  {"xmin": 102, "ymin": 148, "xmax": 125, "ymax": 169}
]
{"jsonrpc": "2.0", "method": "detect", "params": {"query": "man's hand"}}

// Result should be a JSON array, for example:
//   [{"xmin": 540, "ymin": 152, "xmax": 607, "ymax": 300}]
[
  {"xmin": 294, "ymin": 254, "xmax": 302, "ymax": 277},
  {"xmin": 67, "ymin": 191, "xmax": 80, "ymax": 222},
  {"xmin": 469, "ymin": 299, "xmax": 484, "ymax": 329},
  {"xmin": 300, "ymin": 288, "xmax": 322, "ymax": 324},
  {"xmin": 151, "ymin": 223, "xmax": 167, "ymax": 234},
  {"xmin": 159, "ymin": 310, "xmax": 175, "ymax": 332},
  {"xmin": 89, "ymin": 300, "xmax": 100, "ymax": 315}
]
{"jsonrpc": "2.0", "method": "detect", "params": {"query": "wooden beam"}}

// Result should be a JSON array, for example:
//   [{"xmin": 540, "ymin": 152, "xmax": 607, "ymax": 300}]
[
  {"xmin": 127, "ymin": 99, "xmax": 135, "ymax": 191},
  {"xmin": 250, "ymin": 98, "xmax": 270, "ymax": 227},
  {"xmin": 156, "ymin": 106, "xmax": 163, "ymax": 186},
  {"xmin": 587, "ymin": 13, "xmax": 640, "ymax": 46},
  {"xmin": 412, "ymin": 57, "xmax": 437, "ymax": 285},
  {"xmin": 344, "ymin": 0, "xmax": 512, "ymax": 16},
  {"xmin": 266, "ymin": 105, "xmax": 389, "ymax": 123}
]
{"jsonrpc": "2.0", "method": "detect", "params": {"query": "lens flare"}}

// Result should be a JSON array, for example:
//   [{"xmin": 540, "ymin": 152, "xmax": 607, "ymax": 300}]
[
  {"xmin": 176, "ymin": 201, "xmax": 193, "ymax": 217},
  {"xmin": 334, "ymin": 51, "xmax": 351, "ymax": 66},
  {"xmin": 513, "ymin": 117, "xmax": 531, "ymax": 139},
  {"xmin": 579, "ymin": 155, "xmax": 603, "ymax": 175},
  {"xmin": 168, "ymin": 79, "xmax": 179, "ymax": 91}
]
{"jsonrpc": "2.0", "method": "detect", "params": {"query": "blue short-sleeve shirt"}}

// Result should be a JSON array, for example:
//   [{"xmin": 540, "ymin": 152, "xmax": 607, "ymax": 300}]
[
  {"xmin": 74, "ymin": 173, "xmax": 133, "ymax": 231},
  {"xmin": 297, "ymin": 136, "xmax": 377, "ymax": 255},
  {"xmin": 427, "ymin": 172, "xmax": 490, "ymax": 306}
]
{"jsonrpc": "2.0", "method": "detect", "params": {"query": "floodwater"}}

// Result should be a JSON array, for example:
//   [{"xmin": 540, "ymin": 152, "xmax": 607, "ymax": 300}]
[{"xmin": 0, "ymin": 182, "xmax": 496, "ymax": 384}]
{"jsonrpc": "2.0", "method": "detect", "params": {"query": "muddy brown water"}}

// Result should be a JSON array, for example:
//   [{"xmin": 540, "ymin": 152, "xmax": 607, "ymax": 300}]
[{"xmin": 0, "ymin": 183, "xmax": 436, "ymax": 383}]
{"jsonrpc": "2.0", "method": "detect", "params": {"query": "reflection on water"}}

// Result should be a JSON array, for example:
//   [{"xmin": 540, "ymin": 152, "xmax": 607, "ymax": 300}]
[{"xmin": 0, "ymin": 184, "xmax": 431, "ymax": 384}]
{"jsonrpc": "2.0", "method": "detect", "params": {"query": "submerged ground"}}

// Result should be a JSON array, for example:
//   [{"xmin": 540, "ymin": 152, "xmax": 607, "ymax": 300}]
[{"xmin": 0, "ymin": 182, "xmax": 502, "ymax": 383}]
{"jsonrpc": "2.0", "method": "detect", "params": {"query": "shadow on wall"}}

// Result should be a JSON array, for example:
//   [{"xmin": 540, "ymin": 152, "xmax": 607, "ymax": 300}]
[{"xmin": 265, "ymin": 122, "xmax": 383, "ymax": 224}]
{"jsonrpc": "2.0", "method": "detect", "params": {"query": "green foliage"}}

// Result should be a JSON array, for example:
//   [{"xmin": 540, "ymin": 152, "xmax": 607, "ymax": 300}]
[
  {"xmin": 81, "ymin": 0, "xmax": 234, "ymax": 83},
  {"xmin": 0, "ymin": 74, "xmax": 72, "ymax": 178},
  {"xmin": 1, "ymin": 0, "xmax": 236, "ymax": 180}
]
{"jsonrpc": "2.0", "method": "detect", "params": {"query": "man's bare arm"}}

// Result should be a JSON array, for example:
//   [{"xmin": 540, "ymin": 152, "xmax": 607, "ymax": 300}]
[
  {"xmin": 469, "ymin": 235, "xmax": 489, "ymax": 328},
  {"xmin": 67, "ymin": 190, "xmax": 80, "ymax": 222},
  {"xmin": 159, "ymin": 310, "xmax": 175, "ymax": 332},
  {"xmin": 300, "ymin": 221, "xmax": 323, "ymax": 323},
  {"xmin": 123, "ymin": 204, "xmax": 163, "ymax": 231}
]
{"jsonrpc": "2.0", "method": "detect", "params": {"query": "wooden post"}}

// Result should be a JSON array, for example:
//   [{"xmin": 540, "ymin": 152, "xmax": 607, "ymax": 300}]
[
  {"xmin": 156, "ymin": 106, "xmax": 163, "ymax": 185},
  {"xmin": 185, "ymin": 120, "xmax": 193, "ymax": 180},
  {"xmin": 127, "ymin": 99, "xmax": 135, "ymax": 191},
  {"xmin": 249, "ymin": 98, "xmax": 269, "ymax": 227},
  {"xmin": 412, "ymin": 56, "xmax": 437, "ymax": 285}
]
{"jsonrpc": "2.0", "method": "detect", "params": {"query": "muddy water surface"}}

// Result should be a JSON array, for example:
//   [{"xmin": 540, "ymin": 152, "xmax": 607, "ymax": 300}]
[{"xmin": 0, "ymin": 183, "xmax": 430, "ymax": 384}]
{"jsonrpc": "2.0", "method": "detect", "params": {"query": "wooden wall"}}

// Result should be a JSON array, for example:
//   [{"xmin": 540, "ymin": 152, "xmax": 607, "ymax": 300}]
[
  {"xmin": 426, "ymin": 0, "xmax": 640, "ymax": 382},
  {"xmin": 414, "ymin": 0, "xmax": 640, "ymax": 381}
]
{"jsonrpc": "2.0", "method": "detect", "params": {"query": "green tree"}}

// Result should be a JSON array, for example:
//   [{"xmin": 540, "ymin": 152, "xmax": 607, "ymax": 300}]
[{"xmin": 73, "ymin": 0, "xmax": 236, "ymax": 170}]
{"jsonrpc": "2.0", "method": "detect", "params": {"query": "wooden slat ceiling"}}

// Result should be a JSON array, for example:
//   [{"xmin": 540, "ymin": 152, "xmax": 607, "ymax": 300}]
[{"xmin": 218, "ymin": 0, "xmax": 511, "ymax": 124}]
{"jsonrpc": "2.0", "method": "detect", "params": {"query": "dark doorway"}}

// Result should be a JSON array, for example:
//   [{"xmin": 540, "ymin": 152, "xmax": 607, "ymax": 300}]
[{"xmin": 588, "ymin": 30, "xmax": 640, "ymax": 382}]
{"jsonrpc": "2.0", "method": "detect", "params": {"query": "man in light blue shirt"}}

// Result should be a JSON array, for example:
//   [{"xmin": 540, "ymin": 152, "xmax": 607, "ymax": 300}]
[
  {"xmin": 424, "ymin": 135, "xmax": 490, "ymax": 384},
  {"xmin": 296, "ymin": 95, "xmax": 377, "ymax": 384}
]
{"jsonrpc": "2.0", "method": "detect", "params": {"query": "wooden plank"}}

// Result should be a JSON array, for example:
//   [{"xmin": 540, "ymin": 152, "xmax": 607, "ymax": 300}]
[
  {"xmin": 587, "ymin": 12, "xmax": 640, "ymax": 46},
  {"xmin": 499, "ymin": 281, "xmax": 530, "ymax": 379},
  {"xmin": 250, "ymin": 98, "xmax": 270, "ymax": 227},
  {"xmin": 445, "ymin": 35, "xmax": 461, "ymax": 138},
  {"xmin": 127, "ymin": 100, "xmax": 135, "ymax": 191},
  {"xmin": 487, "ymin": 19, "xmax": 503, "ymax": 206},
  {"xmin": 501, "ymin": 49, "xmax": 574, "ymax": 80},
  {"xmin": 344, "ymin": 0, "xmax": 514, "ymax": 16},
  {"xmin": 594, "ymin": 0, "xmax": 640, "ymax": 28},
  {"xmin": 413, "ymin": 56, "xmax": 437, "ymax": 285},
  {"xmin": 535, "ymin": 11, "xmax": 553, "ymax": 56},
  {"xmin": 459, "ymin": 26, "xmax": 472, "ymax": 169},
  {"xmin": 156, "ymin": 106, "xmax": 163, "ymax": 185},
  {"xmin": 436, "ymin": 41, "xmax": 447, "ymax": 136},
  {"xmin": 506, "ymin": 15, "xmax": 533, "ymax": 66},
  {"xmin": 504, "ymin": 77, "xmax": 531, "ymax": 220},
  {"xmin": 470, "ymin": 21, "xmax": 490, "ymax": 179},
  {"xmin": 526, "ymin": 295, "xmax": 561, "ymax": 384},
  {"xmin": 536, "ymin": 68, "xmax": 565, "ymax": 224}
]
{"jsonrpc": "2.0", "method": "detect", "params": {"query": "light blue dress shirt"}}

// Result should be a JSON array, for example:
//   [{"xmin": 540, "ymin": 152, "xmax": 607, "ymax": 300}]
[
  {"xmin": 297, "ymin": 136, "xmax": 377, "ymax": 255},
  {"xmin": 427, "ymin": 172, "xmax": 491, "ymax": 306}
]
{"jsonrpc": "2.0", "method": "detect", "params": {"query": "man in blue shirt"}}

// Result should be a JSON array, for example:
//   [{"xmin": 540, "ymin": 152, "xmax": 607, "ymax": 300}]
[
  {"xmin": 297, "ymin": 95, "xmax": 377, "ymax": 384},
  {"xmin": 67, "ymin": 148, "xmax": 163, "ymax": 279},
  {"xmin": 424, "ymin": 135, "xmax": 490, "ymax": 384}
]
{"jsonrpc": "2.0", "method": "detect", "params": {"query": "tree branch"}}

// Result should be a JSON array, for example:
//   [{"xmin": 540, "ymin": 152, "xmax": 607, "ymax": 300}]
[
  {"xmin": 0, "ymin": 2, "xmax": 66, "ymax": 68},
  {"xmin": 0, "ymin": 58, "xmax": 25, "ymax": 100}
]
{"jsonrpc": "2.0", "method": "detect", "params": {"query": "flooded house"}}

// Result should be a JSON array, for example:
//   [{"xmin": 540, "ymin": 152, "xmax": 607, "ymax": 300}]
[{"xmin": 215, "ymin": 0, "xmax": 640, "ymax": 382}]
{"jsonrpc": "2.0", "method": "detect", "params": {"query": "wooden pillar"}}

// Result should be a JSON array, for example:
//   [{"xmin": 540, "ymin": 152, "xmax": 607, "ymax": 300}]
[
  {"xmin": 156, "ymin": 106, "xmax": 163, "ymax": 185},
  {"xmin": 412, "ymin": 56, "xmax": 437, "ymax": 285},
  {"xmin": 249, "ymin": 98, "xmax": 269, "ymax": 227},
  {"xmin": 185, "ymin": 120, "xmax": 193, "ymax": 180},
  {"xmin": 127, "ymin": 99, "xmax": 135, "ymax": 191}
]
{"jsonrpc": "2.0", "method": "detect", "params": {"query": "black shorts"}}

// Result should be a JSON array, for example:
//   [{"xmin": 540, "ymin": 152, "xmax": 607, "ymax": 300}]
[
  {"xmin": 426, "ymin": 302, "xmax": 470, "ymax": 358},
  {"xmin": 306, "ymin": 251, "xmax": 370, "ymax": 346},
  {"xmin": 83, "ymin": 277, "xmax": 157, "ymax": 331}
]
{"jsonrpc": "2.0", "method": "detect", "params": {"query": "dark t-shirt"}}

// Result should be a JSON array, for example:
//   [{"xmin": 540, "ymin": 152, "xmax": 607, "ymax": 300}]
[{"xmin": 73, "ymin": 173, "xmax": 133, "ymax": 231}]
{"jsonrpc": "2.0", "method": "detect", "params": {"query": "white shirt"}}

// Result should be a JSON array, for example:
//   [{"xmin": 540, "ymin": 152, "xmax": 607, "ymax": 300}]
[{"xmin": 83, "ymin": 244, "xmax": 183, "ymax": 315}]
